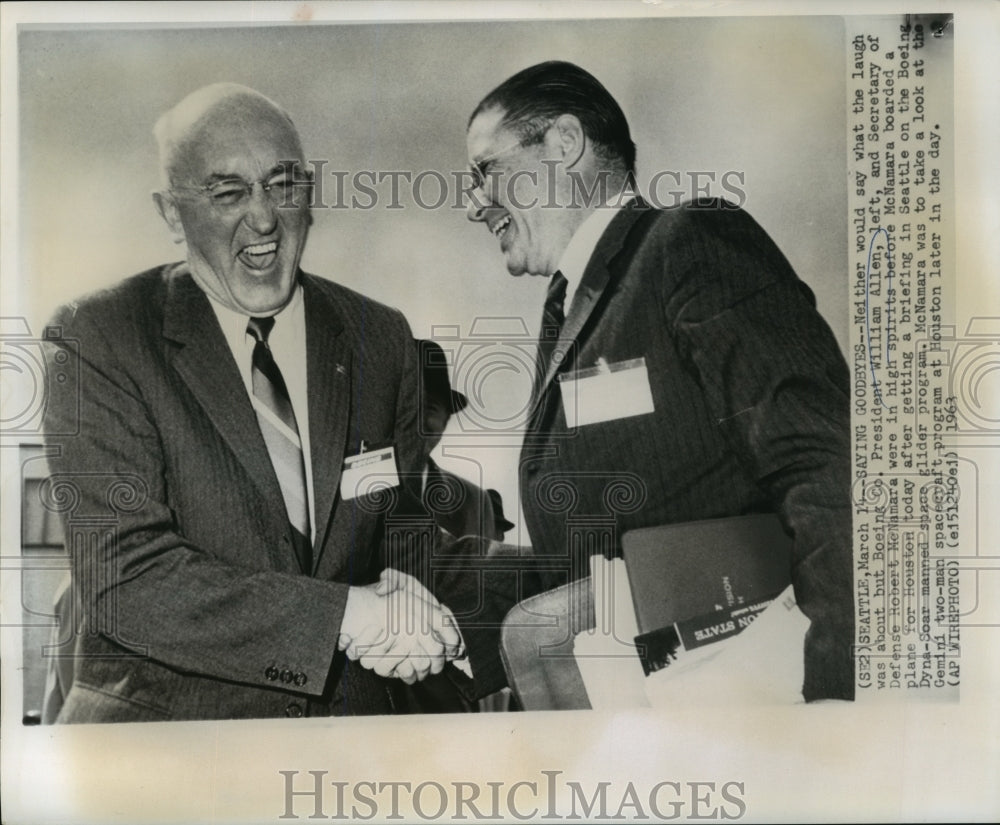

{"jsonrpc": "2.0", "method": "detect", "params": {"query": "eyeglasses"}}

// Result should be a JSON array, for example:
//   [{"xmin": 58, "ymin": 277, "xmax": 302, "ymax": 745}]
[
  {"xmin": 470, "ymin": 141, "xmax": 532, "ymax": 191},
  {"xmin": 169, "ymin": 169, "xmax": 314, "ymax": 212},
  {"xmin": 469, "ymin": 120, "xmax": 554, "ymax": 191}
]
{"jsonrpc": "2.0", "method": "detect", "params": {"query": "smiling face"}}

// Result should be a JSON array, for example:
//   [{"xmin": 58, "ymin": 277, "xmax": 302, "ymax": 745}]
[
  {"xmin": 155, "ymin": 99, "xmax": 311, "ymax": 315},
  {"xmin": 466, "ymin": 108, "xmax": 574, "ymax": 278}
]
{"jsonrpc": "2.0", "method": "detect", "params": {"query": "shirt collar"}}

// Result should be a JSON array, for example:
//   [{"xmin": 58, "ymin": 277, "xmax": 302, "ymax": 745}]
[
  {"xmin": 206, "ymin": 282, "xmax": 304, "ymax": 352},
  {"xmin": 555, "ymin": 193, "xmax": 635, "ymax": 309}
]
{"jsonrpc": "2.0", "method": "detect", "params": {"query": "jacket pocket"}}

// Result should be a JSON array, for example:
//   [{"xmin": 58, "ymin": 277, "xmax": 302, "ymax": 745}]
[{"xmin": 56, "ymin": 681, "xmax": 173, "ymax": 724}]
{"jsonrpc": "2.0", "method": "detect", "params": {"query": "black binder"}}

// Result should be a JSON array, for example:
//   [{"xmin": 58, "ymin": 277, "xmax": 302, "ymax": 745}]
[{"xmin": 622, "ymin": 514, "xmax": 793, "ymax": 675}]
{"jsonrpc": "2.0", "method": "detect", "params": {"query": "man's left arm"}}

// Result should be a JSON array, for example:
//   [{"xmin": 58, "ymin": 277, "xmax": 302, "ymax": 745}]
[{"xmin": 664, "ymin": 205, "xmax": 855, "ymax": 702}]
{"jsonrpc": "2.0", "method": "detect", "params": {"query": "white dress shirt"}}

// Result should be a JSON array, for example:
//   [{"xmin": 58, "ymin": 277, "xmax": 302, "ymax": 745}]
[{"xmin": 555, "ymin": 194, "xmax": 635, "ymax": 312}]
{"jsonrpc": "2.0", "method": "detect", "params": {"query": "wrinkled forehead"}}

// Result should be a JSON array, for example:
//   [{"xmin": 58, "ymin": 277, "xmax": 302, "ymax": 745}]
[{"xmin": 172, "ymin": 95, "xmax": 305, "ymax": 181}]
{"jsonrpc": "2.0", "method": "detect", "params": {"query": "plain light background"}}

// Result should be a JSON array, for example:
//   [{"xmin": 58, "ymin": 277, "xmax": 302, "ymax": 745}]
[{"xmin": 18, "ymin": 17, "xmax": 847, "ymax": 537}]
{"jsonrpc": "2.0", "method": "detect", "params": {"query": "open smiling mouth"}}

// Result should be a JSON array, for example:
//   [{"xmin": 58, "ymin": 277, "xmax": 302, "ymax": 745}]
[
  {"xmin": 238, "ymin": 241, "xmax": 278, "ymax": 271},
  {"xmin": 491, "ymin": 215, "xmax": 512, "ymax": 243}
]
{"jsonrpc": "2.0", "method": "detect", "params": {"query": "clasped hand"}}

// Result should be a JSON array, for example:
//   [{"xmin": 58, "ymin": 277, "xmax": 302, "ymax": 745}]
[{"xmin": 338, "ymin": 568, "xmax": 465, "ymax": 684}]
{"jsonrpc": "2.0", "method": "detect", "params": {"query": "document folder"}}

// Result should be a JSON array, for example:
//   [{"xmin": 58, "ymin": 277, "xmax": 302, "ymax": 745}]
[{"xmin": 622, "ymin": 514, "xmax": 793, "ymax": 674}]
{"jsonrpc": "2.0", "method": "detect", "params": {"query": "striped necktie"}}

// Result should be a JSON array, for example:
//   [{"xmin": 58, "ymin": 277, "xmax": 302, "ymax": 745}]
[{"xmin": 247, "ymin": 316, "xmax": 312, "ymax": 574}]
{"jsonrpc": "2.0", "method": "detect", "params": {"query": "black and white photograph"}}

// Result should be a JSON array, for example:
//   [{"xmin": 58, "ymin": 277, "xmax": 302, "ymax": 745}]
[{"xmin": 1, "ymin": 1, "xmax": 997, "ymax": 822}]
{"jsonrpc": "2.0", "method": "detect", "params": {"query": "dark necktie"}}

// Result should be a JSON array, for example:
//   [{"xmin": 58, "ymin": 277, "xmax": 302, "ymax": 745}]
[
  {"xmin": 247, "ymin": 316, "xmax": 312, "ymax": 574},
  {"xmin": 534, "ymin": 270, "xmax": 569, "ymax": 397}
]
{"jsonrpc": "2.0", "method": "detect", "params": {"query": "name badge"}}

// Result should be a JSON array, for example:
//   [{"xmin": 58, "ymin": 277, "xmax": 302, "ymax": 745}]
[
  {"xmin": 559, "ymin": 357, "xmax": 655, "ymax": 427},
  {"xmin": 339, "ymin": 444, "xmax": 400, "ymax": 501}
]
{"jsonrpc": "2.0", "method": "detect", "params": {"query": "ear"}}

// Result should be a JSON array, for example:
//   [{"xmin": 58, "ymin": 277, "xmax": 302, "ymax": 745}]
[
  {"xmin": 152, "ymin": 191, "xmax": 186, "ymax": 244},
  {"xmin": 550, "ymin": 114, "xmax": 586, "ymax": 169}
]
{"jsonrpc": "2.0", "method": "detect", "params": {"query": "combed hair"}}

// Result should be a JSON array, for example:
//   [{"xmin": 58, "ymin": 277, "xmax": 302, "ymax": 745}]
[{"xmin": 469, "ymin": 61, "xmax": 636, "ymax": 177}]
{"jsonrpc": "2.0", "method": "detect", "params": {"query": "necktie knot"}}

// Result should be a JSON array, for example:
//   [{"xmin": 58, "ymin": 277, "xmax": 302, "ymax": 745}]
[{"xmin": 247, "ymin": 316, "xmax": 276, "ymax": 345}]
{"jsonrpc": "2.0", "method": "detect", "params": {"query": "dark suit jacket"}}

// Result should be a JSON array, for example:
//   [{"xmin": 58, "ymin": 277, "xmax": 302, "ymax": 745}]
[
  {"xmin": 42, "ymin": 264, "xmax": 426, "ymax": 722},
  {"xmin": 455, "ymin": 200, "xmax": 854, "ymax": 702}
]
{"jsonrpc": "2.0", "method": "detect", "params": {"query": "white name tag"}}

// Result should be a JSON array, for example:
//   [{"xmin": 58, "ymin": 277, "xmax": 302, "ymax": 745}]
[
  {"xmin": 339, "ymin": 445, "xmax": 400, "ymax": 501},
  {"xmin": 559, "ymin": 357, "xmax": 655, "ymax": 427}
]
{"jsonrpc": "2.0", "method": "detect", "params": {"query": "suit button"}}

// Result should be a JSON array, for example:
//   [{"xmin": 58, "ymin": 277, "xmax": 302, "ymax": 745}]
[
  {"xmin": 293, "ymin": 672, "xmax": 308, "ymax": 687},
  {"xmin": 280, "ymin": 669, "xmax": 294, "ymax": 684},
  {"xmin": 264, "ymin": 665, "xmax": 279, "ymax": 681},
  {"xmin": 285, "ymin": 703, "xmax": 304, "ymax": 718}
]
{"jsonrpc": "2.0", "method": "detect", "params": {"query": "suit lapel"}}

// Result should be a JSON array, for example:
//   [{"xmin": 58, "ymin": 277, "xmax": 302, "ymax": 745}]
[
  {"xmin": 539, "ymin": 201, "xmax": 651, "ymax": 392},
  {"xmin": 301, "ymin": 275, "xmax": 352, "ymax": 572},
  {"xmin": 162, "ymin": 267, "xmax": 284, "ymax": 518}
]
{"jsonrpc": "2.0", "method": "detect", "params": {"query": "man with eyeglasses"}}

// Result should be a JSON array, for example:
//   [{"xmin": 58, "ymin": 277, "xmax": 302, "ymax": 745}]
[
  {"xmin": 40, "ymin": 83, "xmax": 465, "ymax": 722},
  {"xmin": 461, "ymin": 61, "xmax": 855, "ymax": 702}
]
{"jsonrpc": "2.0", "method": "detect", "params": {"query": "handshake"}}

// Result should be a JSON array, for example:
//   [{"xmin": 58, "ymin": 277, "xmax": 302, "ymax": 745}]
[{"xmin": 338, "ymin": 568, "xmax": 466, "ymax": 685}]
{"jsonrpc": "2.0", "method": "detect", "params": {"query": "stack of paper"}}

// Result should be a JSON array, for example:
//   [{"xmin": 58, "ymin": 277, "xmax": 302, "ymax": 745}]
[{"xmin": 643, "ymin": 586, "xmax": 808, "ymax": 707}]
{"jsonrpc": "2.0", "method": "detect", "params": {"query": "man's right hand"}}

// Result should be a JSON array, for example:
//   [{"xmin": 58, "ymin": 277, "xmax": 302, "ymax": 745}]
[{"xmin": 338, "ymin": 569, "xmax": 464, "ymax": 685}]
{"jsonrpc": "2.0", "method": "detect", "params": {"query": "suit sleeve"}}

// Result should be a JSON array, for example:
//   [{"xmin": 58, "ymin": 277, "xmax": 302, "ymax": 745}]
[
  {"xmin": 42, "ymin": 301, "xmax": 347, "ymax": 697},
  {"xmin": 659, "ymin": 204, "xmax": 855, "ymax": 701}
]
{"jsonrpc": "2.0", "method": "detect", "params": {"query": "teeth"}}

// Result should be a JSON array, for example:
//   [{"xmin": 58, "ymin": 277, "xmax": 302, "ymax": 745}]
[
  {"xmin": 244, "ymin": 241, "xmax": 277, "ymax": 255},
  {"xmin": 491, "ymin": 216, "xmax": 511, "ymax": 238}
]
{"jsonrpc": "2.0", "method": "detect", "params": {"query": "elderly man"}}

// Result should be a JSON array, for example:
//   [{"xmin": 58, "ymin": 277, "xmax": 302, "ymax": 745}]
[
  {"xmin": 463, "ymin": 61, "xmax": 855, "ymax": 702},
  {"xmin": 41, "ymin": 83, "xmax": 461, "ymax": 722}
]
